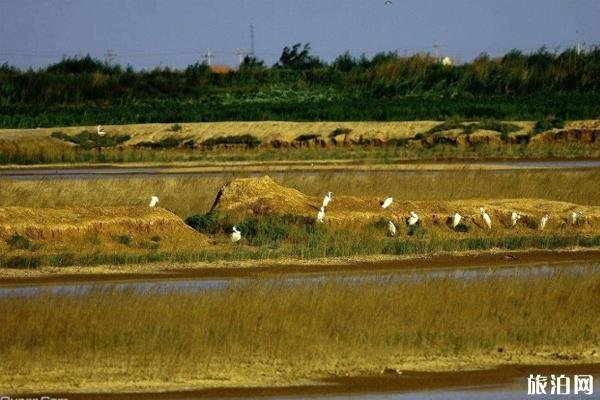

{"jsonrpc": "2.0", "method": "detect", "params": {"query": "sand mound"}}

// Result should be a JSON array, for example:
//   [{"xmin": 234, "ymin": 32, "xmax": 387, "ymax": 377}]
[
  {"xmin": 0, "ymin": 206, "xmax": 206, "ymax": 252},
  {"xmin": 211, "ymin": 176, "xmax": 600, "ymax": 233}
]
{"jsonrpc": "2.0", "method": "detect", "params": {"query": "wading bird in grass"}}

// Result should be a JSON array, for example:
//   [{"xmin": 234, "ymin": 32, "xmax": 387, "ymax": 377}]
[
  {"xmin": 511, "ymin": 212, "xmax": 521, "ymax": 227},
  {"xmin": 230, "ymin": 226, "xmax": 242, "ymax": 243},
  {"xmin": 322, "ymin": 192, "xmax": 333, "ymax": 209},
  {"xmin": 317, "ymin": 207, "xmax": 326, "ymax": 223},
  {"xmin": 97, "ymin": 125, "xmax": 106, "ymax": 136},
  {"xmin": 408, "ymin": 211, "xmax": 419, "ymax": 226},
  {"xmin": 149, "ymin": 195, "xmax": 159, "ymax": 207},
  {"xmin": 380, "ymin": 197, "xmax": 393, "ymax": 209},
  {"xmin": 571, "ymin": 211, "xmax": 582, "ymax": 225},
  {"xmin": 539, "ymin": 214, "xmax": 550, "ymax": 231},
  {"xmin": 452, "ymin": 212, "xmax": 462, "ymax": 228},
  {"xmin": 480, "ymin": 207, "xmax": 492, "ymax": 229},
  {"xmin": 388, "ymin": 220, "xmax": 397, "ymax": 236}
]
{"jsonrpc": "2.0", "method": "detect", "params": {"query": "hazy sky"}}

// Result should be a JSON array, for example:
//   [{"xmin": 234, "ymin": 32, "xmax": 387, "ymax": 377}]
[{"xmin": 1, "ymin": 0, "xmax": 599, "ymax": 70}]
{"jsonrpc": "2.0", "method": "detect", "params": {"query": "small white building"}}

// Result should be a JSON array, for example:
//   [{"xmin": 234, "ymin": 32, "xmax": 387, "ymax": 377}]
[{"xmin": 442, "ymin": 56, "xmax": 454, "ymax": 66}]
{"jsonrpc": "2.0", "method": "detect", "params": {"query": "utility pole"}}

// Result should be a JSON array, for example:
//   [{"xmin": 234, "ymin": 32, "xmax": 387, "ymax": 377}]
[
  {"xmin": 249, "ymin": 24, "xmax": 255, "ymax": 57},
  {"xmin": 433, "ymin": 44, "xmax": 440, "ymax": 62},
  {"xmin": 204, "ymin": 49, "xmax": 214, "ymax": 66},
  {"xmin": 235, "ymin": 48, "xmax": 245, "ymax": 66},
  {"xmin": 576, "ymin": 30, "xmax": 582, "ymax": 55},
  {"xmin": 104, "ymin": 49, "xmax": 116, "ymax": 65}
]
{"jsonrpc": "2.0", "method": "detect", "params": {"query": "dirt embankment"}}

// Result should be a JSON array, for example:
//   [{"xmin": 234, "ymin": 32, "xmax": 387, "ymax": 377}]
[
  {"xmin": 0, "ymin": 206, "xmax": 206, "ymax": 255},
  {"xmin": 2, "ymin": 120, "xmax": 600, "ymax": 153},
  {"xmin": 212, "ymin": 176, "xmax": 600, "ymax": 235}
]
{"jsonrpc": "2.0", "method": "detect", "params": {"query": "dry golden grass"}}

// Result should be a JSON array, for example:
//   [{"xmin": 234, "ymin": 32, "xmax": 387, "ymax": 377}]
[
  {"xmin": 3, "ymin": 119, "xmax": 599, "ymax": 146},
  {"xmin": 1, "ymin": 271, "xmax": 599, "ymax": 392},
  {"xmin": 1, "ymin": 169, "xmax": 599, "ymax": 218},
  {"xmin": 214, "ymin": 176, "xmax": 600, "ymax": 232},
  {"xmin": 0, "ymin": 121, "xmax": 457, "ymax": 143},
  {"xmin": 0, "ymin": 206, "xmax": 206, "ymax": 259}
]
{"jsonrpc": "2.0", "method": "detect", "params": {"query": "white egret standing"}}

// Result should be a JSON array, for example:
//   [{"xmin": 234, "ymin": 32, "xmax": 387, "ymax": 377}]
[
  {"xmin": 149, "ymin": 195, "xmax": 159, "ymax": 207},
  {"xmin": 539, "ymin": 214, "xmax": 550, "ymax": 231},
  {"xmin": 230, "ymin": 226, "xmax": 242, "ymax": 243},
  {"xmin": 380, "ymin": 197, "xmax": 393, "ymax": 209},
  {"xmin": 571, "ymin": 211, "xmax": 581, "ymax": 225},
  {"xmin": 452, "ymin": 212, "xmax": 462, "ymax": 228},
  {"xmin": 97, "ymin": 125, "xmax": 106, "ymax": 136},
  {"xmin": 407, "ymin": 211, "xmax": 419, "ymax": 226},
  {"xmin": 317, "ymin": 207, "xmax": 325, "ymax": 223},
  {"xmin": 480, "ymin": 207, "xmax": 492, "ymax": 229},
  {"xmin": 388, "ymin": 220, "xmax": 397, "ymax": 236},
  {"xmin": 322, "ymin": 192, "xmax": 333, "ymax": 209},
  {"xmin": 510, "ymin": 212, "xmax": 521, "ymax": 227}
]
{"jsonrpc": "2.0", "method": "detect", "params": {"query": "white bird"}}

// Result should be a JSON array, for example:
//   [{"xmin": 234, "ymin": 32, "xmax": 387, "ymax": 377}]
[
  {"xmin": 480, "ymin": 207, "xmax": 492, "ymax": 229},
  {"xmin": 407, "ymin": 211, "xmax": 419, "ymax": 226},
  {"xmin": 539, "ymin": 214, "xmax": 550, "ymax": 231},
  {"xmin": 230, "ymin": 226, "xmax": 242, "ymax": 243},
  {"xmin": 322, "ymin": 192, "xmax": 333, "ymax": 209},
  {"xmin": 316, "ymin": 207, "xmax": 325, "ymax": 223},
  {"xmin": 97, "ymin": 125, "xmax": 106, "ymax": 136},
  {"xmin": 149, "ymin": 195, "xmax": 159, "ymax": 207},
  {"xmin": 388, "ymin": 220, "xmax": 397, "ymax": 236},
  {"xmin": 452, "ymin": 212, "xmax": 462, "ymax": 228},
  {"xmin": 380, "ymin": 197, "xmax": 393, "ymax": 209},
  {"xmin": 571, "ymin": 211, "xmax": 581, "ymax": 225},
  {"xmin": 510, "ymin": 212, "xmax": 521, "ymax": 227}
]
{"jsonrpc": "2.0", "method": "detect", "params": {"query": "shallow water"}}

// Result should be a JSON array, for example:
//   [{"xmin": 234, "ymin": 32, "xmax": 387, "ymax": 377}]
[
  {"xmin": 213, "ymin": 378, "xmax": 599, "ymax": 399},
  {"xmin": 1, "ymin": 159, "xmax": 599, "ymax": 180},
  {"xmin": 1, "ymin": 261, "xmax": 598, "ymax": 298}
]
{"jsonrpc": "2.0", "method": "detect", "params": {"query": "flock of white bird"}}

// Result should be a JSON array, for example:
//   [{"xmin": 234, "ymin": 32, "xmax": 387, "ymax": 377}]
[{"xmin": 146, "ymin": 193, "xmax": 584, "ymax": 243}]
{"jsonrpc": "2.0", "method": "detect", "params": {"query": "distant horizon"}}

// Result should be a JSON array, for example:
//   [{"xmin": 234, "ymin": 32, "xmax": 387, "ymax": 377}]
[
  {"xmin": 1, "ymin": 0, "xmax": 599, "ymax": 70},
  {"xmin": 2, "ymin": 43, "xmax": 600, "ymax": 72}
]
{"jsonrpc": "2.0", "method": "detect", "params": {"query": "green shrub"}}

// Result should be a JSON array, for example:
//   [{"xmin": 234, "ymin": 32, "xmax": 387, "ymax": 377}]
[
  {"xmin": 150, "ymin": 235, "xmax": 162, "ymax": 242},
  {"xmin": 532, "ymin": 117, "xmax": 565, "ymax": 135},
  {"xmin": 114, "ymin": 234, "xmax": 133, "ymax": 246},
  {"xmin": 185, "ymin": 212, "xmax": 223, "ymax": 234},
  {"xmin": 202, "ymin": 134, "xmax": 261, "ymax": 149},
  {"xmin": 1, "ymin": 255, "xmax": 42, "ymax": 269},
  {"xmin": 454, "ymin": 223, "xmax": 469, "ymax": 233},
  {"xmin": 50, "ymin": 130, "xmax": 130, "ymax": 149},
  {"xmin": 135, "ymin": 136, "xmax": 182, "ymax": 149},
  {"xmin": 170, "ymin": 123, "xmax": 182, "ymax": 132},
  {"xmin": 7, "ymin": 234, "xmax": 31, "ymax": 250},
  {"xmin": 329, "ymin": 127, "xmax": 352, "ymax": 138},
  {"xmin": 294, "ymin": 133, "xmax": 320, "ymax": 142}
]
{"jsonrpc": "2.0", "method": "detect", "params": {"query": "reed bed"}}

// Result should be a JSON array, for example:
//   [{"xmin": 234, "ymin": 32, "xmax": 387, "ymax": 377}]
[
  {"xmin": 1, "ymin": 270, "xmax": 599, "ymax": 391},
  {"xmin": 1, "ymin": 169, "xmax": 599, "ymax": 218}
]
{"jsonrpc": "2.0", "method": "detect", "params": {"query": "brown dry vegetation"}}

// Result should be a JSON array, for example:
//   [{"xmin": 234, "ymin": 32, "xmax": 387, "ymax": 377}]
[
  {"xmin": 2, "ymin": 119, "xmax": 598, "ymax": 145},
  {"xmin": 1, "ymin": 120, "xmax": 600, "ymax": 164},
  {"xmin": 1, "ymin": 169, "xmax": 600, "ymax": 218},
  {"xmin": 1, "ymin": 174, "xmax": 599, "ymax": 268},
  {"xmin": 1, "ymin": 271, "xmax": 599, "ymax": 393},
  {"xmin": 0, "ymin": 207, "xmax": 206, "ymax": 264},
  {"xmin": 214, "ymin": 177, "xmax": 600, "ymax": 234}
]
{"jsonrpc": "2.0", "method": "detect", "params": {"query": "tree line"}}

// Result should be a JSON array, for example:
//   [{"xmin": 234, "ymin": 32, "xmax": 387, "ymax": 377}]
[{"xmin": 0, "ymin": 44, "xmax": 599, "ymax": 127}]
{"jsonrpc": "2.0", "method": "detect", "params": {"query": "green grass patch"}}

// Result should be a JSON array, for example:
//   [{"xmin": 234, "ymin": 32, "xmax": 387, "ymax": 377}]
[{"xmin": 50, "ymin": 130, "xmax": 130, "ymax": 150}]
